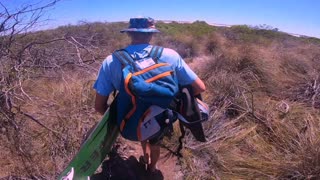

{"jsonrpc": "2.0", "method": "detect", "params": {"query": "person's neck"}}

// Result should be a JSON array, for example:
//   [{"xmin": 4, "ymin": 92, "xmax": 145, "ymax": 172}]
[{"xmin": 130, "ymin": 41, "xmax": 150, "ymax": 45}]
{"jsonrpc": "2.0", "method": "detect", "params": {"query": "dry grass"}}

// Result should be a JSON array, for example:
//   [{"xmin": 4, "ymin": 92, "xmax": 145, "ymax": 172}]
[
  {"xmin": 1, "ymin": 22, "xmax": 320, "ymax": 179},
  {"xmin": 0, "ymin": 68, "xmax": 100, "ymax": 179},
  {"xmin": 181, "ymin": 33, "xmax": 320, "ymax": 179},
  {"xmin": 180, "ymin": 99, "xmax": 320, "ymax": 179}
]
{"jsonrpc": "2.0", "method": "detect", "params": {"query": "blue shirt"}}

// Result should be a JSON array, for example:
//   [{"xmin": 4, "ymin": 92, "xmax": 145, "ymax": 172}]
[{"xmin": 93, "ymin": 44, "xmax": 198, "ymax": 96}]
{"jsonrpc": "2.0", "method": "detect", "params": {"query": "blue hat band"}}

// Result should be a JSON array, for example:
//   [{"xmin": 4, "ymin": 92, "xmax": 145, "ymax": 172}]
[
  {"xmin": 120, "ymin": 28, "xmax": 160, "ymax": 33},
  {"xmin": 120, "ymin": 17, "xmax": 160, "ymax": 33}
]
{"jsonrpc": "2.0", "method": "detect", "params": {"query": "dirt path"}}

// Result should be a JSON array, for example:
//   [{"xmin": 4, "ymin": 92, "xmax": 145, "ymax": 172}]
[{"xmin": 91, "ymin": 138, "xmax": 183, "ymax": 180}]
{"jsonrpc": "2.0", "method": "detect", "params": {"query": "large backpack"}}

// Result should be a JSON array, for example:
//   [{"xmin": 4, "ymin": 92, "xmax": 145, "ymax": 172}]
[{"xmin": 113, "ymin": 46, "xmax": 179, "ymax": 141}]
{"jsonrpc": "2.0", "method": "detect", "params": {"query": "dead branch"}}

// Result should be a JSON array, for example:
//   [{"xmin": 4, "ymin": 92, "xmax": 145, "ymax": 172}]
[
  {"xmin": 0, "ymin": 110, "xmax": 19, "ymax": 130},
  {"xmin": 66, "ymin": 38, "xmax": 84, "ymax": 64},
  {"xmin": 20, "ymin": 111, "xmax": 62, "ymax": 139},
  {"xmin": 65, "ymin": 36, "xmax": 98, "ymax": 65},
  {"xmin": 311, "ymin": 76, "xmax": 319, "ymax": 108}
]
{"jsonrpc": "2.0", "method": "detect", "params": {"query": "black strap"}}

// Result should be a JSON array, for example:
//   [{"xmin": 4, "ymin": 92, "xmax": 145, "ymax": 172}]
[
  {"xmin": 195, "ymin": 94, "xmax": 203, "ymax": 101},
  {"xmin": 159, "ymin": 120, "xmax": 185, "ymax": 158},
  {"xmin": 176, "ymin": 121, "xmax": 185, "ymax": 157},
  {"xmin": 112, "ymin": 90, "xmax": 117, "ymax": 98}
]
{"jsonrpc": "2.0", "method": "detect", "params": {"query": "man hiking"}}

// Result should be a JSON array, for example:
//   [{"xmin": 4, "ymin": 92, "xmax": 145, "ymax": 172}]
[{"xmin": 93, "ymin": 17, "xmax": 206, "ymax": 177}]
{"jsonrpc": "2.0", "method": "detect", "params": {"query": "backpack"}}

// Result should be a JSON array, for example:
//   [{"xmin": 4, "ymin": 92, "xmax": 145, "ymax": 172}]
[
  {"xmin": 113, "ymin": 46, "xmax": 179, "ymax": 141},
  {"xmin": 175, "ymin": 85, "xmax": 209, "ymax": 142}
]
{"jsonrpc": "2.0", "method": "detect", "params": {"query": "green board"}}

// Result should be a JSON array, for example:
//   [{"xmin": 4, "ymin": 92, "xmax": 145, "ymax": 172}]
[{"xmin": 58, "ymin": 101, "xmax": 119, "ymax": 180}]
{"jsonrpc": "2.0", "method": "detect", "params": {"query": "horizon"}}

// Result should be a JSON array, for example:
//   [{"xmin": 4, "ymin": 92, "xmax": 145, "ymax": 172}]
[{"xmin": 2, "ymin": 0, "xmax": 320, "ymax": 38}]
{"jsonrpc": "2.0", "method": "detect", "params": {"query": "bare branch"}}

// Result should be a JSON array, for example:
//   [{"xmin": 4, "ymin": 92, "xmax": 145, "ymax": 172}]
[{"xmin": 21, "ymin": 111, "xmax": 62, "ymax": 139}]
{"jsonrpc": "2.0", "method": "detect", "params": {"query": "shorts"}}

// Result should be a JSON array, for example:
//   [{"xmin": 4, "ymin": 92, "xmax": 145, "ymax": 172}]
[
  {"xmin": 147, "ymin": 123, "xmax": 173, "ymax": 145},
  {"xmin": 146, "ymin": 109, "xmax": 176, "ymax": 145}
]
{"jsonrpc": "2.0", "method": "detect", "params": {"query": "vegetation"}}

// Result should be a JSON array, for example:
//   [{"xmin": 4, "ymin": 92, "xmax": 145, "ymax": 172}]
[
  {"xmin": 1, "ymin": 2, "xmax": 320, "ymax": 179},
  {"xmin": 181, "ymin": 35, "xmax": 320, "ymax": 179}
]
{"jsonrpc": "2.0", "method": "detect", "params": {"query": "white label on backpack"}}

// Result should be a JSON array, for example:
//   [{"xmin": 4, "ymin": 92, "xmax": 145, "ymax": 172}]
[
  {"xmin": 139, "ymin": 105, "xmax": 165, "ymax": 141},
  {"xmin": 136, "ymin": 57, "xmax": 155, "ymax": 69}
]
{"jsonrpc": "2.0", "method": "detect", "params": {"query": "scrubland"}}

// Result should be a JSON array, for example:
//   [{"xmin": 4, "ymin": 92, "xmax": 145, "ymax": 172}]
[{"xmin": 1, "ymin": 20, "xmax": 320, "ymax": 179}]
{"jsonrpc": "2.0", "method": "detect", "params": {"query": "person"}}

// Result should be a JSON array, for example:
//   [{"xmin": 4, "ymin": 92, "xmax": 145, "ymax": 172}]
[{"xmin": 93, "ymin": 17, "xmax": 206, "ymax": 175}]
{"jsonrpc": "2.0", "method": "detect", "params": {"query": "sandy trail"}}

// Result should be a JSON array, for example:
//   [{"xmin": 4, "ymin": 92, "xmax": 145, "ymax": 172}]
[{"xmin": 92, "ymin": 138, "xmax": 183, "ymax": 180}]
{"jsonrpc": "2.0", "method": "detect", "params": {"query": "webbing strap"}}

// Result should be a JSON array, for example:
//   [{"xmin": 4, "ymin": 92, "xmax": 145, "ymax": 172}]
[
  {"xmin": 176, "ymin": 112, "xmax": 207, "ymax": 124},
  {"xmin": 113, "ymin": 50, "xmax": 135, "ymax": 68},
  {"xmin": 149, "ymin": 46, "xmax": 164, "ymax": 63},
  {"xmin": 149, "ymin": 46, "xmax": 158, "ymax": 58},
  {"xmin": 114, "ymin": 46, "xmax": 163, "ymax": 68},
  {"xmin": 177, "ymin": 121, "xmax": 185, "ymax": 157},
  {"xmin": 156, "ymin": 46, "xmax": 164, "ymax": 60}
]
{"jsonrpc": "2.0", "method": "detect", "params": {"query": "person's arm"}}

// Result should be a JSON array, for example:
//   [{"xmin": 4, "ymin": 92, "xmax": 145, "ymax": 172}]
[
  {"xmin": 190, "ymin": 77, "xmax": 206, "ymax": 96},
  {"xmin": 94, "ymin": 93, "xmax": 109, "ymax": 115},
  {"xmin": 169, "ymin": 49, "xmax": 205, "ymax": 95},
  {"xmin": 93, "ymin": 56, "xmax": 117, "ymax": 115}
]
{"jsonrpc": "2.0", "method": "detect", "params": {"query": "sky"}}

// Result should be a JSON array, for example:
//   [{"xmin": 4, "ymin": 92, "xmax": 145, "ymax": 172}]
[{"xmin": 3, "ymin": 0, "xmax": 320, "ymax": 38}]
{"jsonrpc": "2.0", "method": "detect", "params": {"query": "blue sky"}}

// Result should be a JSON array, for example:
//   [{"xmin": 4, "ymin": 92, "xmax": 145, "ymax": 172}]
[{"xmin": 3, "ymin": 0, "xmax": 320, "ymax": 38}]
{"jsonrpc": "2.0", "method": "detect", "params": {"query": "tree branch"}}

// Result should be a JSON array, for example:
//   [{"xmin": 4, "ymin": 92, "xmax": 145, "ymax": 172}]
[{"xmin": 21, "ymin": 111, "xmax": 62, "ymax": 139}]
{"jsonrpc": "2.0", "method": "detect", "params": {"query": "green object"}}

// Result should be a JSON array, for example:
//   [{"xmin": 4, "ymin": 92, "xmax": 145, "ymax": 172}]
[{"xmin": 57, "ymin": 101, "xmax": 119, "ymax": 180}]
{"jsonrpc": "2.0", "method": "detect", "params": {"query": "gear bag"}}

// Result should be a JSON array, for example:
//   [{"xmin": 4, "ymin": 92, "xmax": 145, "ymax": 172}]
[
  {"xmin": 176, "ymin": 85, "xmax": 209, "ymax": 142},
  {"xmin": 113, "ymin": 46, "xmax": 179, "ymax": 141}
]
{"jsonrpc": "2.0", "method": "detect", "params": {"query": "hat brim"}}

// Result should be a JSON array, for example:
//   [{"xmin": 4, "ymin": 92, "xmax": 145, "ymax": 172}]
[{"xmin": 120, "ymin": 28, "xmax": 160, "ymax": 33}]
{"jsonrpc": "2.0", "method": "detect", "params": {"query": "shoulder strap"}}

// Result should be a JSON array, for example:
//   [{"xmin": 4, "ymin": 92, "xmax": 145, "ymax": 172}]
[
  {"xmin": 113, "ymin": 49, "xmax": 135, "ymax": 67},
  {"xmin": 149, "ymin": 46, "xmax": 164, "ymax": 63},
  {"xmin": 113, "ymin": 46, "xmax": 163, "ymax": 67}
]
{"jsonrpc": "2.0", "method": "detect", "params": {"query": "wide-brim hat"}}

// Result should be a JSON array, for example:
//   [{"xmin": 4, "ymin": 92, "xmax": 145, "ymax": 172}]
[{"xmin": 120, "ymin": 17, "xmax": 160, "ymax": 33}]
